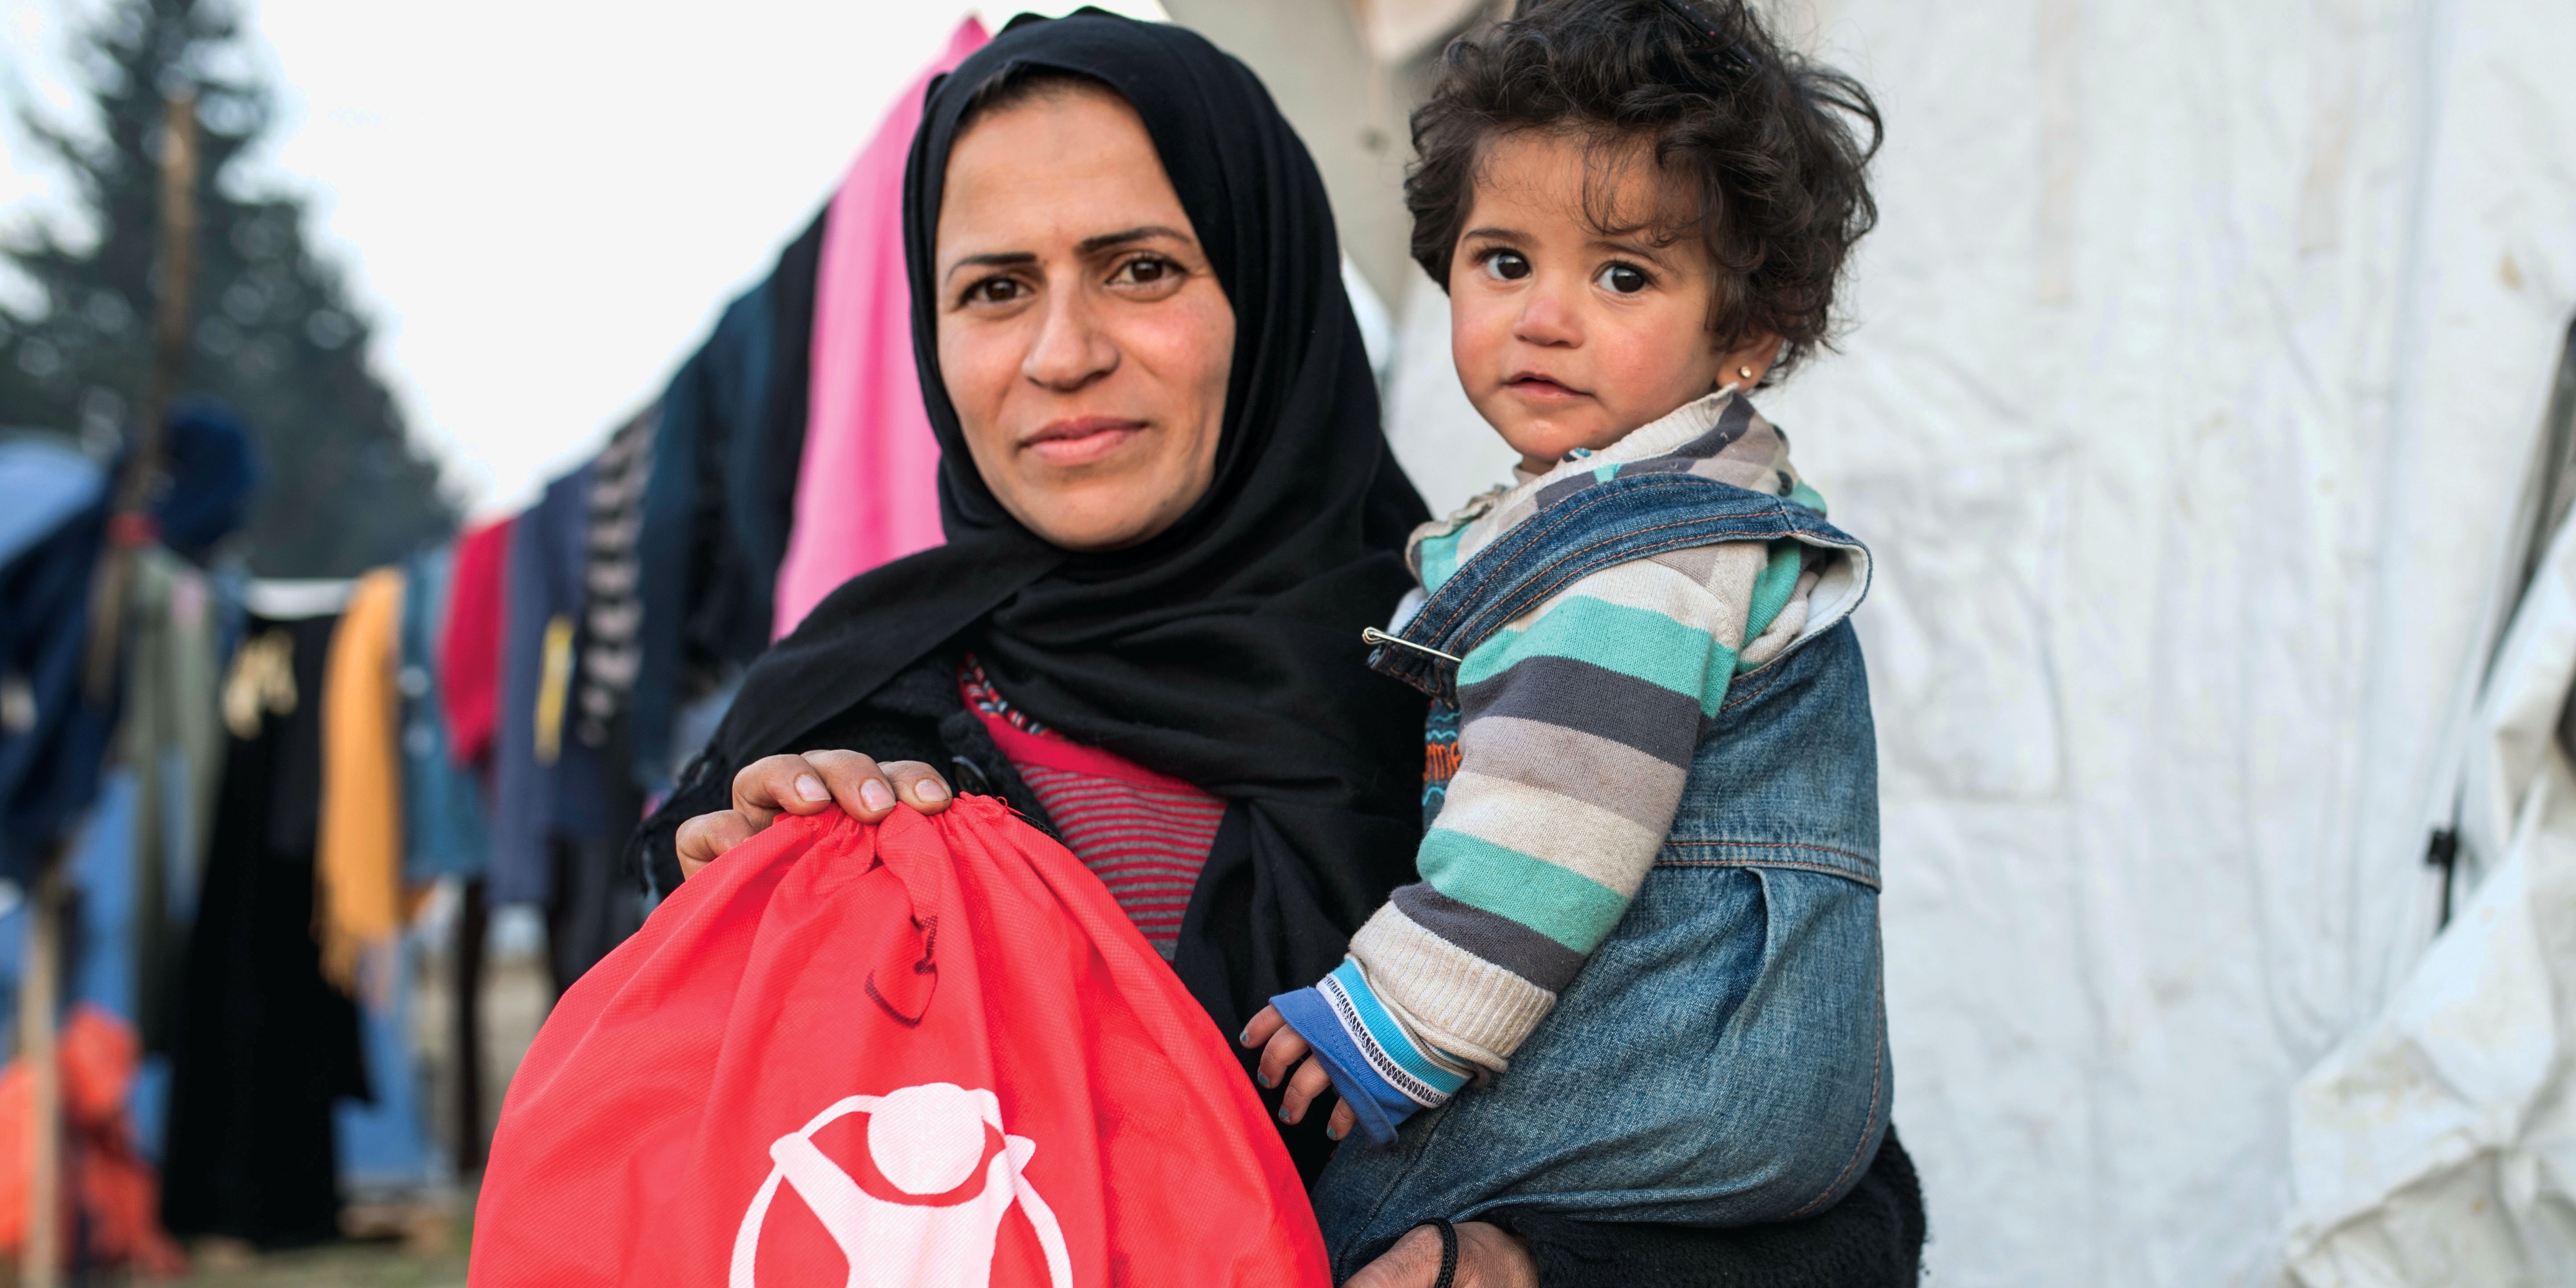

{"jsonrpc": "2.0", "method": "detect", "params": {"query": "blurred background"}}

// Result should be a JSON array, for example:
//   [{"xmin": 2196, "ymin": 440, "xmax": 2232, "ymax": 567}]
[{"xmin": 1, "ymin": 0, "xmax": 2572, "ymax": 1285}]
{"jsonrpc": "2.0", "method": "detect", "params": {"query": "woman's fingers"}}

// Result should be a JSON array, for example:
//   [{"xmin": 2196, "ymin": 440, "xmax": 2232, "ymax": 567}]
[
  {"xmin": 688, "ymin": 749, "xmax": 960, "ymax": 885},
  {"xmin": 674, "ymin": 810, "xmax": 756, "ymax": 880},
  {"xmin": 732, "ymin": 752, "xmax": 956, "ymax": 827},
  {"xmin": 730, "ymin": 754, "xmax": 837, "ymax": 828},
  {"xmin": 1344, "ymin": 1222, "xmax": 1538, "ymax": 1288},
  {"xmin": 1453, "ymin": 1222, "xmax": 1539, "ymax": 1288},
  {"xmin": 1343, "ymin": 1223, "xmax": 1441, "ymax": 1288},
  {"xmin": 877, "ymin": 760, "xmax": 955, "ymax": 813},
  {"xmin": 799, "ymin": 749, "xmax": 904, "ymax": 820},
  {"xmin": 1278, "ymin": 1049, "xmax": 1334, "ymax": 1125}
]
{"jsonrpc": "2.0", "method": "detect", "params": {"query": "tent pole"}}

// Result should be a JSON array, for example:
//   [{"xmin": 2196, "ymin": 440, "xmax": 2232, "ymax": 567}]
[{"xmin": 20, "ymin": 849, "xmax": 67, "ymax": 1288}]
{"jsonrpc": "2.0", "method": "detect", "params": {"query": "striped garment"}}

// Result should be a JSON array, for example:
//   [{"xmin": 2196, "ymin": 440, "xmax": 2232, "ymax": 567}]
[
  {"xmin": 1273, "ymin": 388, "xmax": 1830, "ymax": 1142},
  {"xmin": 960, "ymin": 656, "xmax": 1221, "ymax": 958}
]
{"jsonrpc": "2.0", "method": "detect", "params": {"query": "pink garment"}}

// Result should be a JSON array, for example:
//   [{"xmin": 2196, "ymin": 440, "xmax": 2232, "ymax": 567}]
[{"xmin": 772, "ymin": 17, "xmax": 989, "ymax": 639}]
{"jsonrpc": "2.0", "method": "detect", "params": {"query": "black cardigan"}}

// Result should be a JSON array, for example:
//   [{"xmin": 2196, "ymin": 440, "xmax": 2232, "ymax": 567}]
[{"xmin": 638, "ymin": 652, "xmax": 1926, "ymax": 1287}]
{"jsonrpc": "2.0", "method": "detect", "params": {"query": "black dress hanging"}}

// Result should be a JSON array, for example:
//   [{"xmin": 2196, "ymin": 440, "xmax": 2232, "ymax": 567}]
[{"xmin": 159, "ymin": 612, "xmax": 368, "ymax": 1248}]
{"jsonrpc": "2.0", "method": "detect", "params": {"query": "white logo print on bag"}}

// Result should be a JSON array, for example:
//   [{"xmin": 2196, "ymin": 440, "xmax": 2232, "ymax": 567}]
[{"xmin": 730, "ymin": 1083, "xmax": 1073, "ymax": 1288}]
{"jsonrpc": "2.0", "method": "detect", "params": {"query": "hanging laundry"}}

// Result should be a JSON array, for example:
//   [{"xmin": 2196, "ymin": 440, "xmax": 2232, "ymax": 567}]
[
  {"xmin": 575, "ymin": 406, "xmax": 655, "ymax": 750},
  {"xmin": 493, "ymin": 465, "xmax": 598, "ymax": 909},
  {"xmin": 632, "ymin": 290, "xmax": 777, "ymax": 790},
  {"xmin": 771, "ymin": 17, "xmax": 990, "ymax": 638},
  {"xmin": 399, "ymin": 544, "xmax": 488, "ymax": 883},
  {"xmin": 439, "ymin": 517, "xmax": 515, "ymax": 771},
  {"xmin": 493, "ymin": 463, "xmax": 643, "ymax": 990},
  {"xmin": 732, "ymin": 207, "xmax": 829, "ymax": 614},
  {"xmin": 317, "ymin": 565, "xmax": 406, "ymax": 992},
  {"xmin": 121, "ymin": 547, "xmax": 225, "ymax": 1054},
  {"xmin": 624, "ymin": 205, "xmax": 831, "ymax": 794},
  {"xmin": 325, "ymin": 566, "xmax": 442, "ymax": 1209},
  {"xmin": 148, "ymin": 401, "xmax": 263, "ymax": 562},
  {"xmin": 0, "ymin": 435, "xmax": 113, "ymax": 884},
  {"xmin": 160, "ymin": 609, "xmax": 370, "ymax": 1249},
  {"xmin": 1, "ymin": 405, "xmax": 260, "ymax": 885}
]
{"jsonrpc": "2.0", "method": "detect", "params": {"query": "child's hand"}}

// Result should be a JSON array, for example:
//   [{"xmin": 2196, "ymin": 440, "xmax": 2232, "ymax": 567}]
[{"xmin": 1240, "ymin": 1005, "xmax": 1359, "ymax": 1142}]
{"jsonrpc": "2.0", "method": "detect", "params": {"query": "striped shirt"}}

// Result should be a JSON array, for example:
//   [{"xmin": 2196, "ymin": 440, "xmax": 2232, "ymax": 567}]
[
  {"xmin": 1273, "ymin": 389, "xmax": 1833, "ymax": 1141},
  {"xmin": 960, "ymin": 656, "xmax": 1221, "ymax": 958}
]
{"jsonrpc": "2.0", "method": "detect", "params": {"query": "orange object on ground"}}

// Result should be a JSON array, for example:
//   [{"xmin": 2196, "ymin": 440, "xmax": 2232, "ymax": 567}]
[{"xmin": 0, "ymin": 1005, "xmax": 187, "ymax": 1275}]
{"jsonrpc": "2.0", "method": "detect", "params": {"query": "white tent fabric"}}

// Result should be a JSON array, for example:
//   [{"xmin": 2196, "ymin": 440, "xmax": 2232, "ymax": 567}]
[
  {"xmin": 1340, "ymin": 0, "xmax": 1492, "ymax": 64},
  {"xmin": 1750, "ymin": 1, "xmax": 2574, "ymax": 1280},
  {"xmin": 1363, "ymin": 0, "xmax": 2576, "ymax": 1281},
  {"xmin": 2284, "ymin": 482, "xmax": 2576, "ymax": 1285}
]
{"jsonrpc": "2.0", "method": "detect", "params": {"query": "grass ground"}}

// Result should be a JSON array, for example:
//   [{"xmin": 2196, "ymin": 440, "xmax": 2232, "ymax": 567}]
[{"xmin": 158, "ymin": 1239, "xmax": 467, "ymax": 1287}]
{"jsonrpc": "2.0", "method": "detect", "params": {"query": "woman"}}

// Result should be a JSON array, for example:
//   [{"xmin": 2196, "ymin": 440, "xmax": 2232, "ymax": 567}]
[{"xmin": 647, "ymin": 12, "xmax": 1921, "ymax": 1286}]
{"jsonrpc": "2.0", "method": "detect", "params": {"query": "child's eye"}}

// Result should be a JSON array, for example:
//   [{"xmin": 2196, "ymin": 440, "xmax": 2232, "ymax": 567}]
[
  {"xmin": 1596, "ymin": 263, "xmax": 1651, "ymax": 295},
  {"xmin": 1481, "ymin": 250, "xmax": 1531, "ymax": 282}
]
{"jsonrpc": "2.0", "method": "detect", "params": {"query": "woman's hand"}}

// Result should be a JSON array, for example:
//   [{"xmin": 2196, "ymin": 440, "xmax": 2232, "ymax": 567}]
[
  {"xmin": 1345, "ymin": 1222, "xmax": 1537, "ymax": 1288},
  {"xmin": 1239, "ymin": 1005, "xmax": 1359, "ymax": 1142},
  {"xmin": 673, "ymin": 752, "xmax": 956, "ymax": 880}
]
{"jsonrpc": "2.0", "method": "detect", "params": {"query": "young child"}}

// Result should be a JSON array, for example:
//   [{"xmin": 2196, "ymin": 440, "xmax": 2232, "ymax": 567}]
[{"xmin": 1237, "ymin": 0, "xmax": 1891, "ymax": 1264}]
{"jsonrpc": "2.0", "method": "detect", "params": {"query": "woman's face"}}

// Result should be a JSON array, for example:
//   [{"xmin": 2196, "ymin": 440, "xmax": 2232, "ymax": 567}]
[{"xmin": 934, "ymin": 84, "xmax": 1235, "ymax": 551}]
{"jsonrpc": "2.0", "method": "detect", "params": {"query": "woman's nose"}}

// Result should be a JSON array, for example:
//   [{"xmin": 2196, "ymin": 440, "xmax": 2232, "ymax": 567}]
[{"xmin": 1022, "ymin": 286, "xmax": 1119, "ymax": 391}]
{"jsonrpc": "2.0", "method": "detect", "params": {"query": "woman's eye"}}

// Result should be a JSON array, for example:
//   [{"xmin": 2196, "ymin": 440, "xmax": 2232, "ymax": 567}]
[
  {"xmin": 1482, "ymin": 251, "xmax": 1531, "ymax": 282},
  {"xmin": 963, "ymin": 276, "xmax": 1027, "ymax": 306},
  {"xmin": 1112, "ymin": 256, "xmax": 1175, "ymax": 286},
  {"xmin": 1598, "ymin": 263, "xmax": 1650, "ymax": 295}
]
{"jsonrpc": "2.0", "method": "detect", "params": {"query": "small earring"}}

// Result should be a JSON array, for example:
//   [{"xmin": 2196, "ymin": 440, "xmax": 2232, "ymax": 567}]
[{"xmin": 1738, "ymin": 365, "xmax": 1755, "ymax": 380}]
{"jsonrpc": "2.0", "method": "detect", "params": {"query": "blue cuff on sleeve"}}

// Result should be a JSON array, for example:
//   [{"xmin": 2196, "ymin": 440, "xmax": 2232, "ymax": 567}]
[{"xmin": 1270, "ymin": 962, "xmax": 1470, "ymax": 1146}]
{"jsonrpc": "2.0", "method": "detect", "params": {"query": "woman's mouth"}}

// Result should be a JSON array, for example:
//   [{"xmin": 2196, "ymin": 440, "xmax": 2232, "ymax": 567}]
[{"xmin": 1023, "ymin": 416, "xmax": 1147, "ymax": 466}]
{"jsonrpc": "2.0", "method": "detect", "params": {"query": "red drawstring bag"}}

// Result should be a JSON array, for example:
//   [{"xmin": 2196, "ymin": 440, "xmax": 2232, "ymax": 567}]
[{"xmin": 469, "ymin": 797, "xmax": 1326, "ymax": 1287}]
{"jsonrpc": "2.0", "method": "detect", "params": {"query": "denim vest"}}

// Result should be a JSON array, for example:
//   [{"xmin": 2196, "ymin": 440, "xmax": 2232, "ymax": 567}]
[{"xmin": 1367, "ymin": 473, "xmax": 1879, "ymax": 890}]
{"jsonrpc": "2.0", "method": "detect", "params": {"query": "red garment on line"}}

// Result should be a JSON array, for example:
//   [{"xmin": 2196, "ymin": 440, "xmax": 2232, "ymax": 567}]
[
  {"xmin": 960, "ymin": 660, "xmax": 1220, "ymax": 956},
  {"xmin": 470, "ymin": 799, "xmax": 1324, "ymax": 1288},
  {"xmin": 440, "ymin": 516, "xmax": 514, "ymax": 768}
]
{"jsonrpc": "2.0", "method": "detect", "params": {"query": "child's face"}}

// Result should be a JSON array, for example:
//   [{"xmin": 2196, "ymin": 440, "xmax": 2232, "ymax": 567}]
[{"xmin": 1448, "ymin": 130, "xmax": 1779, "ymax": 473}]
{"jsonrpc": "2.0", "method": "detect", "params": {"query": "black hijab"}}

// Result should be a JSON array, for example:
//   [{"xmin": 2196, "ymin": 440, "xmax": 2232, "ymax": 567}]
[{"xmin": 659, "ymin": 8, "xmax": 1431, "ymax": 1122}]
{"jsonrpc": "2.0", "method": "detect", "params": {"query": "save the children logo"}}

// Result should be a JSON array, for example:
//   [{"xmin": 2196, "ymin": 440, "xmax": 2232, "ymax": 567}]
[{"xmin": 729, "ymin": 1083, "xmax": 1072, "ymax": 1288}]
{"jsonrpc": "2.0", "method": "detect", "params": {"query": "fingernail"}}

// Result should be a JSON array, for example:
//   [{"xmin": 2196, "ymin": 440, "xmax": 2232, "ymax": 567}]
[
  {"xmin": 860, "ymin": 779, "xmax": 893, "ymax": 811},
  {"xmin": 916, "ymin": 779, "xmax": 950, "ymax": 802},
  {"xmin": 795, "ymin": 774, "xmax": 828, "ymax": 802},
  {"xmin": 1238, "ymin": 1028, "xmax": 1253, "ymax": 1045},
  {"xmin": 1278, "ymin": 1107, "xmax": 1293, "ymax": 1122},
  {"xmin": 1327, "ymin": 1124, "xmax": 1345, "ymax": 1141}
]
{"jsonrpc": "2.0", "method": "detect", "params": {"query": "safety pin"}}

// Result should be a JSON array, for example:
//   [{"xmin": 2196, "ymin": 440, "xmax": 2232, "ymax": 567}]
[{"xmin": 1361, "ymin": 627, "xmax": 1463, "ymax": 665}]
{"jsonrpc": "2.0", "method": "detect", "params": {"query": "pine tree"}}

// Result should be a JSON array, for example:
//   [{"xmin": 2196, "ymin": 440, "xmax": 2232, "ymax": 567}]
[{"xmin": 0, "ymin": 0, "xmax": 455, "ymax": 576}]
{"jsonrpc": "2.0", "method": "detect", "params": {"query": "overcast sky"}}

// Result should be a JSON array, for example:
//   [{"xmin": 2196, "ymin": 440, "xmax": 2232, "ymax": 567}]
[{"xmin": 1, "ymin": 0, "xmax": 1161, "ymax": 519}]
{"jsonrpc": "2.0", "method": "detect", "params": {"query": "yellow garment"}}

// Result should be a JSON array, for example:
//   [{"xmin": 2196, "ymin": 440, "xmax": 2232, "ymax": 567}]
[
  {"xmin": 533, "ymin": 614, "xmax": 576, "ymax": 767},
  {"xmin": 220, "ymin": 629, "xmax": 297, "ymax": 740},
  {"xmin": 316, "ymin": 567, "xmax": 406, "ymax": 994}
]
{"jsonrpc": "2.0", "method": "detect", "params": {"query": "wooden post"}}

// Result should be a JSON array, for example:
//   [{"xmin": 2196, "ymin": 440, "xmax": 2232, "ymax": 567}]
[
  {"xmin": 20, "ymin": 858, "xmax": 66, "ymax": 1288},
  {"xmin": 81, "ymin": 91, "xmax": 200, "ymax": 703},
  {"xmin": 29, "ymin": 89, "xmax": 202, "ymax": 1286}
]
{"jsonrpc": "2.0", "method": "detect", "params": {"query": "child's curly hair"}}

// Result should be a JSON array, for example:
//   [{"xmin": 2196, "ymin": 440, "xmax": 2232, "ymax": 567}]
[{"xmin": 1405, "ymin": 0, "xmax": 1882, "ymax": 379}]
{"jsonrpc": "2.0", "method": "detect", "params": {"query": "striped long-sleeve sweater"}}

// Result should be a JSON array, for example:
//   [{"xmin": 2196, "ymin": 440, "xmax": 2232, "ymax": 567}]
[{"xmin": 1272, "ymin": 388, "xmax": 1828, "ymax": 1143}]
